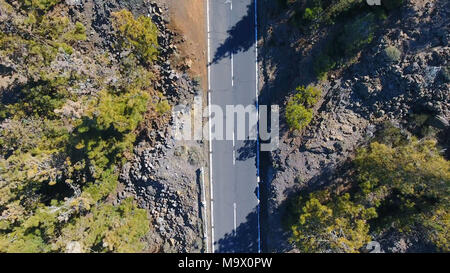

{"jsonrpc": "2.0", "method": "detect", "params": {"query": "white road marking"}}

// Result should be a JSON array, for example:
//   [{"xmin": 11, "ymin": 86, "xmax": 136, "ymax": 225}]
[
  {"xmin": 232, "ymin": 131, "xmax": 235, "ymax": 147},
  {"xmin": 231, "ymin": 53, "xmax": 234, "ymax": 86},
  {"xmin": 232, "ymin": 131, "xmax": 235, "ymax": 165},
  {"xmin": 233, "ymin": 202, "xmax": 237, "ymax": 232}
]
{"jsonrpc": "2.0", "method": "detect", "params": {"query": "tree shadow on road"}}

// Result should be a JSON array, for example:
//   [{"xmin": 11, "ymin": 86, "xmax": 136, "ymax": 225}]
[
  {"xmin": 210, "ymin": 0, "xmax": 256, "ymax": 64},
  {"xmin": 236, "ymin": 140, "xmax": 257, "ymax": 162},
  {"xmin": 216, "ymin": 207, "xmax": 259, "ymax": 253}
]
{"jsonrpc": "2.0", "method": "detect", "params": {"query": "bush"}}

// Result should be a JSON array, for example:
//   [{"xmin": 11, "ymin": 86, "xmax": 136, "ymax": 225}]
[
  {"xmin": 323, "ymin": 0, "xmax": 366, "ymax": 24},
  {"xmin": 286, "ymin": 85, "xmax": 321, "ymax": 131},
  {"xmin": 18, "ymin": 0, "xmax": 61, "ymax": 13},
  {"xmin": 112, "ymin": 10, "xmax": 159, "ymax": 65},
  {"xmin": 354, "ymin": 139, "xmax": 450, "ymax": 232},
  {"xmin": 372, "ymin": 121, "xmax": 408, "ymax": 147},
  {"xmin": 286, "ymin": 105, "xmax": 313, "ymax": 131},
  {"xmin": 384, "ymin": 46, "xmax": 401, "ymax": 62},
  {"xmin": 337, "ymin": 13, "xmax": 376, "ymax": 57},
  {"xmin": 70, "ymin": 87, "xmax": 149, "ymax": 202},
  {"xmin": 57, "ymin": 198, "xmax": 150, "ymax": 253},
  {"xmin": 314, "ymin": 52, "xmax": 336, "ymax": 80},
  {"xmin": 293, "ymin": 0, "xmax": 368, "ymax": 30},
  {"xmin": 64, "ymin": 22, "xmax": 87, "ymax": 42},
  {"xmin": 303, "ymin": 6, "xmax": 323, "ymax": 23},
  {"xmin": 287, "ymin": 137, "xmax": 450, "ymax": 252},
  {"xmin": 289, "ymin": 190, "xmax": 377, "ymax": 253},
  {"xmin": 155, "ymin": 99, "xmax": 171, "ymax": 115},
  {"xmin": 0, "ymin": 3, "xmax": 156, "ymax": 253},
  {"xmin": 312, "ymin": 12, "xmax": 377, "ymax": 80}
]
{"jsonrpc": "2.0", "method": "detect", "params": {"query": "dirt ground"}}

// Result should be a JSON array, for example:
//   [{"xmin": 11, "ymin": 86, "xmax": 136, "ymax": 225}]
[
  {"xmin": 161, "ymin": 0, "xmax": 212, "ymax": 252},
  {"xmin": 166, "ymin": 0, "xmax": 207, "ymax": 91}
]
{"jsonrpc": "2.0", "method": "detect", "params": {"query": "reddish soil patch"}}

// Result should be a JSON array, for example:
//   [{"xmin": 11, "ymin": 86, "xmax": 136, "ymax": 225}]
[{"xmin": 166, "ymin": 0, "xmax": 207, "ymax": 91}]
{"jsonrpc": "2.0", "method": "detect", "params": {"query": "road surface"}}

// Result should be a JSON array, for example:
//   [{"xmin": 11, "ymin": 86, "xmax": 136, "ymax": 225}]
[{"xmin": 207, "ymin": 0, "xmax": 260, "ymax": 253}]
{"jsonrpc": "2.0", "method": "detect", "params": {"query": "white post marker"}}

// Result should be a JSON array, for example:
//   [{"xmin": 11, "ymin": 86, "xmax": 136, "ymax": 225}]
[{"xmin": 200, "ymin": 167, "xmax": 209, "ymax": 253}]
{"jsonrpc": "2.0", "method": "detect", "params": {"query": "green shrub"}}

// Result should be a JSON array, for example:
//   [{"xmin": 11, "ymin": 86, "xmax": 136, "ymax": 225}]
[
  {"xmin": 18, "ymin": 0, "xmax": 61, "ymax": 13},
  {"xmin": 289, "ymin": 190, "xmax": 377, "ymax": 253},
  {"xmin": 372, "ymin": 121, "xmax": 408, "ymax": 147},
  {"xmin": 314, "ymin": 52, "xmax": 336, "ymax": 80},
  {"xmin": 64, "ymin": 22, "xmax": 87, "ymax": 42},
  {"xmin": 407, "ymin": 113, "xmax": 441, "ymax": 138},
  {"xmin": 287, "ymin": 137, "xmax": 450, "ymax": 252},
  {"xmin": 112, "ymin": 9, "xmax": 159, "ymax": 65},
  {"xmin": 312, "ymin": 12, "xmax": 377, "ymax": 80},
  {"xmin": 337, "ymin": 13, "xmax": 376, "ymax": 57},
  {"xmin": 3, "ymin": 77, "xmax": 72, "ymax": 119},
  {"xmin": 155, "ymin": 99, "xmax": 171, "ymax": 115},
  {"xmin": 286, "ymin": 85, "xmax": 321, "ymax": 131},
  {"xmin": 0, "ymin": 207, "xmax": 59, "ymax": 252},
  {"xmin": 354, "ymin": 139, "xmax": 450, "ymax": 231},
  {"xmin": 286, "ymin": 105, "xmax": 313, "ymax": 131},
  {"xmin": 323, "ymin": 0, "xmax": 365, "ymax": 24},
  {"xmin": 0, "ymin": 5, "xmax": 153, "ymax": 253},
  {"xmin": 295, "ymin": 0, "xmax": 367, "ymax": 30},
  {"xmin": 303, "ymin": 6, "xmax": 323, "ymax": 22},
  {"xmin": 56, "ymin": 198, "xmax": 150, "ymax": 253},
  {"xmin": 384, "ymin": 46, "xmax": 401, "ymax": 62}
]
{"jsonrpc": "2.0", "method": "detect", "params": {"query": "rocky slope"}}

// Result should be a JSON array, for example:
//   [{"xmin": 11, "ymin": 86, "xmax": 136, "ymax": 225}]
[
  {"xmin": 80, "ymin": 0, "xmax": 205, "ymax": 252},
  {"xmin": 259, "ymin": 0, "xmax": 449, "ymax": 252},
  {"xmin": 0, "ymin": 0, "xmax": 204, "ymax": 252}
]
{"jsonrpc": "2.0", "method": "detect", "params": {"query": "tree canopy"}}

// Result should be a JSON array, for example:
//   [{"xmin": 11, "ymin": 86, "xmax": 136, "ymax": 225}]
[
  {"xmin": 285, "ymin": 85, "xmax": 321, "ymax": 131},
  {"xmin": 0, "ymin": 2, "xmax": 161, "ymax": 252},
  {"xmin": 288, "ymin": 137, "xmax": 450, "ymax": 252}
]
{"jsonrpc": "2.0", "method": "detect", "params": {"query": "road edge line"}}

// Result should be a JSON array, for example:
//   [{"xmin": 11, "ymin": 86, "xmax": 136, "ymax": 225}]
[
  {"xmin": 255, "ymin": 0, "xmax": 261, "ymax": 254},
  {"xmin": 206, "ymin": 0, "xmax": 215, "ymax": 254}
]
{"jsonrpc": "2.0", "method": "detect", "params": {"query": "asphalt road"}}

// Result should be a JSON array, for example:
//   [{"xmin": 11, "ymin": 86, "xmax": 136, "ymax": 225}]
[{"xmin": 207, "ymin": 0, "xmax": 259, "ymax": 253}]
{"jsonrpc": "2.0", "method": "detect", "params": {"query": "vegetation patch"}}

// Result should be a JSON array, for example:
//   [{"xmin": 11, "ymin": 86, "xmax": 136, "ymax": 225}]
[
  {"xmin": 279, "ymin": 1, "xmax": 406, "ymax": 80},
  {"xmin": 384, "ymin": 45, "xmax": 402, "ymax": 63},
  {"xmin": 112, "ymin": 9, "xmax": 159, "ymax": 65},
  {"xmin": 0, "ymin": 6, "xmax": 160, "ymax": 252},
  {"xmin": 285, "ymin": 85, "xmax": 321, "ymax": 131},
  {"xmin": 289, "ymin": 190, "xmax": 377, "ymax": 253},
  {"xmin": 314, "ymin": 12, "xmax": 377, "ymax": 80},
  {"xmin": 286, "ymin": 130, "xmax": 450, "ymax": 252}
]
